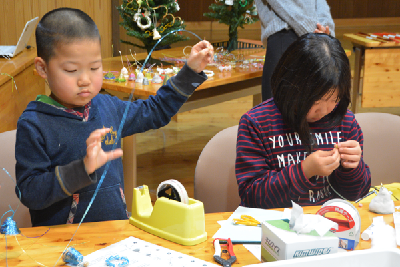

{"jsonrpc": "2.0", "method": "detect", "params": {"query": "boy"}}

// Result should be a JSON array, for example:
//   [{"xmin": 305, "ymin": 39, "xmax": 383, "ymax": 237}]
[{"xmin": 15, "ymin": 7, "xmax": 213, "ymax": 226}]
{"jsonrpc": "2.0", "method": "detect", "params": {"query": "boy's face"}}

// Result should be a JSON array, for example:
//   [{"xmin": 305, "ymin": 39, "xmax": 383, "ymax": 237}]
[{"xmin": 41, "ymin": 39, "xmax": 103, "ymax": 108}]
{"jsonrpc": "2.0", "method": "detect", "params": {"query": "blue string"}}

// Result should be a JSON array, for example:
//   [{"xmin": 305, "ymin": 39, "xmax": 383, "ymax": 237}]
[{"xmin": 55, "ymin": 29, "xmax": 203, "ymax": 266}]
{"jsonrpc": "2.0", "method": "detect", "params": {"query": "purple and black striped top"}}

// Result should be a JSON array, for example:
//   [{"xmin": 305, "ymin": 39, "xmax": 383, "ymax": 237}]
[{"xmin": 236, "ymin": 99, "xmax": 371, "ymax": 209}]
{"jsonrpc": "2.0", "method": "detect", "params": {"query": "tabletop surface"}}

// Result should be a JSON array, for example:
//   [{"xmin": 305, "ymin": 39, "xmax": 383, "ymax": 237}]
[
  {"xmin": 343, "ymin": 32, "xmax": 400, "ymax": 48},
  {"xmin": 0, "ymin": 48, "xmax": 37, "ymax": 87},
  {"xmin": 1, "ymin": 202, "xmax": 398, "ymax": 267},
  {"xmin": 101, "ymin": 47, "xmax": 265, "ymax": 97}
]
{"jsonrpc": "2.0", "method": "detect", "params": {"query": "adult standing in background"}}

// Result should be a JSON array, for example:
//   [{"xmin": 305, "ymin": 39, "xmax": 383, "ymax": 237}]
[{"xmin": 255, "ymin": 0, "xmax": 335, "ymax": 101}]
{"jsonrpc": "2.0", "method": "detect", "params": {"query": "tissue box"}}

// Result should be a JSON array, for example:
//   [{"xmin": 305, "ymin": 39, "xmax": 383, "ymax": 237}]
[{"xmin": 261, "ymin": 220, "xmax": 338, "ymax": 262}]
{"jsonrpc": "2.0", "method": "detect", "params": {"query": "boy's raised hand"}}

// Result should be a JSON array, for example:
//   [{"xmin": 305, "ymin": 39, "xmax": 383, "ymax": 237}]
[
  {"xmin": 302, "ymin": 148, "xmax": 341, "ymax": 179},
  {"xmin": 83, "ymin": 128, "xmax": 123, "ymax": 175},
  {"xmin": 337, "ymin": 140, "xmax": 362, "ymax": 169},
  {"xmin": 187, "ymin": 40, "xmax": 214, "ymax": 73}
]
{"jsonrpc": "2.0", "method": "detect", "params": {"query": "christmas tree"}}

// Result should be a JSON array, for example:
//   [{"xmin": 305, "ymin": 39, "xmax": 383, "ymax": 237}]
[
  {"xmin": 204, "ymin": 0, "xmax": 259, "ymax": 51},
  {"xmin": 117, "ymin": 0, "xmax": 189, "ymax": 59}
]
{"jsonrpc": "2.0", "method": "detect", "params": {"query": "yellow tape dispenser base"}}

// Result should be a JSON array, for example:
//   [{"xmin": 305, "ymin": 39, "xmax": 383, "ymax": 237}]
[{"xmin": 129, "ymin": 183, "xmax": 207, "ymax": 246}]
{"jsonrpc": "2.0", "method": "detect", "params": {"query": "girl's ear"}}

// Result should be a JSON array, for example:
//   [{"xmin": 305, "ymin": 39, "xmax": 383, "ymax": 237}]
[{"xmin": 34, "ymin": 57, "xmax": 48, "ymax": 79}]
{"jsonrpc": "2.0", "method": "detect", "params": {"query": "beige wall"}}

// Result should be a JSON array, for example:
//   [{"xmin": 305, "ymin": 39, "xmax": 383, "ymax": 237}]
[{"xmin": 0, "ymin": 0, "xmax": 113, "ymax": 59}]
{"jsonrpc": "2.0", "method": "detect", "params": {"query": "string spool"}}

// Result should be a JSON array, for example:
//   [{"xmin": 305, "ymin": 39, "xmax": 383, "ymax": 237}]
[
  {"xmin": 62, "ymin": 247, "xmax": 88, "ymax": 266},
  {"xmin": 157, "ymin": 179, "xmax": 189, "ymax": 204},
  {"xmin": 0, "ymin": 217, "xmax": 21, "ymax": 235}
]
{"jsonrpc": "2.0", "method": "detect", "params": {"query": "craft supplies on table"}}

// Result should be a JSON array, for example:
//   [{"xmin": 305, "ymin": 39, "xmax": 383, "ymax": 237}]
[
  {"xmin": 84, "ymin": 236, "xmax": 219, "ymax": 267},
  {"xmin": 213, "ymin": 206, "xmax": 284, "ymax": 244}
]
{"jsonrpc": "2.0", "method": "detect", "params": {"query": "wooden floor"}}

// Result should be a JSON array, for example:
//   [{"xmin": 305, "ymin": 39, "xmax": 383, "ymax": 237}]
[{"xmin": 135, "ymin": 36, "xmax": 400, "ymax": 202}]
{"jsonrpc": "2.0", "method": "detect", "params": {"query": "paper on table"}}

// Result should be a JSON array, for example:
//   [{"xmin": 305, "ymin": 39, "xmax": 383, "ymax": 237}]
[{"xmin": 212, "ymin": 206, "xmax": 284, "ymax": 243}]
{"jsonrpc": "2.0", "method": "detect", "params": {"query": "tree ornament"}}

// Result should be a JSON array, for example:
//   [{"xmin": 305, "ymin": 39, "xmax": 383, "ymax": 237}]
[
  {"xmin": 225, "ymin": 0, "xmax": 233, "ymax": 5},
  {"xmin": 136, "ymin": 9, "xmax": 152, "ymax": 30},
  {"xmin": 153, "ymin": 28, "xmax": 161, "ymax": 40},
  {"xmin": 174, "ymin": 0, "xmax": 180, "ymax": 11}
]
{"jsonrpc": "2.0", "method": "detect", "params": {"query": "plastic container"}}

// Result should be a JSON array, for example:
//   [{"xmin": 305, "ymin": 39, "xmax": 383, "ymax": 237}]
[{"xmin": 245, "ymin": 248, "xmax": 400, "ymax": 267}]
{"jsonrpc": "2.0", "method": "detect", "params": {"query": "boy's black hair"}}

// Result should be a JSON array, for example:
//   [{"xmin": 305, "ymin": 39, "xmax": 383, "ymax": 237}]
[
  {"xmin": 271, "ymin": 33, "xmax": 351, "ymax": 153},
  {"xmin": 35, "ymin": 7, "xmax": 101, "ymax": 63}
]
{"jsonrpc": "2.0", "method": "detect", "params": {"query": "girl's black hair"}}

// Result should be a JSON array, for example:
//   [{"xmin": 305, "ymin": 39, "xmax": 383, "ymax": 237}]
[
  {"xmin": 35, "ymin": 7, "xmax": 101, "ymax": 63},
  {"xmin": 271, "ymin": 33, "xmax": 351, "ymax": 153}
]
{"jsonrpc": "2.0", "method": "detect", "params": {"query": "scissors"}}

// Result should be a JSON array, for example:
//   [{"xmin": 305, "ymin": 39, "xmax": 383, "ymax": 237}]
[
  {"xmin": 213, "ymin": 238, "xmax": 237, "ymax": 267},
  {"xmin": 232, "ymin": 215, "xmax": 260, "ymax": 226}
]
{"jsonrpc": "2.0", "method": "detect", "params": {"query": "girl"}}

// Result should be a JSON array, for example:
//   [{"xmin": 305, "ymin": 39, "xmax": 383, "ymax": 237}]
[{"xmin": 236, "ymin": 33, "xmax": 371, "ymax": 209}]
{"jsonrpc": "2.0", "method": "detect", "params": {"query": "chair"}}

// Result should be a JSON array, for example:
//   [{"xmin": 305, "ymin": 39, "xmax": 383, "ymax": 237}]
[
  {"xmin": 0, "ymin": 130, "xmax": 32, "ymax": 228},
  {"xmin": 354, "ymin": 112, "xmax": 400, "ymax": 186},
  {"xmin": 194, "ymin": 125, "xmax": 241, "ymax": 213}
]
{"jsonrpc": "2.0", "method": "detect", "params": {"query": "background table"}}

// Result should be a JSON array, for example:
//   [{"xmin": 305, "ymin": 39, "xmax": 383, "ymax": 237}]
[
  {"xmin": 343, "ymin": 33, "xmax": 400, "ymax": 113},
  {"xmin": 0, "ymin": 48, "xmax": 45, "ymax": 133},
  {"xmin": 102, "ymin": 47, "xmax": 265, "ymax": 209},
  {"xmin": 1, "ymin": 202, "xmax": 398, "ymax": 267}
]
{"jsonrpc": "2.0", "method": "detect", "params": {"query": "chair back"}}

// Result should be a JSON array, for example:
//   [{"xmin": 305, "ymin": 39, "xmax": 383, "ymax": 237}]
[
  {"xmin": 355, "ymin": 112, "xmax": 400, "ymax": 186},
  {"xmin": 194, "ymin": 125, "xmax": 241, "ymax": 213},
  {"xmin": 0, "ymin": 130, "xmax": 32, "ymax": 228}
]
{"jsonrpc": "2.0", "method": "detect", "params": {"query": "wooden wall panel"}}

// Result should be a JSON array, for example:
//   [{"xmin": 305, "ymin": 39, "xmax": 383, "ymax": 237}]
[
  {"xmin": 327, "ymin": 0, "xmax": 400, "ymax": 19},
  {"xmin": 0, "ymin": 0, "xmax": 112, "ymax": 58}
]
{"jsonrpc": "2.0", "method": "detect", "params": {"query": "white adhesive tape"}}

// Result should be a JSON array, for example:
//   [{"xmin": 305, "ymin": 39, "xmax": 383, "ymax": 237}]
[
  {"xmin": 317, "ymin": 198, "xmax": 361, "ymax": 233},
  {"xmin": 156, "ymin": 179, "xmax": 189, "ymax": 205}
]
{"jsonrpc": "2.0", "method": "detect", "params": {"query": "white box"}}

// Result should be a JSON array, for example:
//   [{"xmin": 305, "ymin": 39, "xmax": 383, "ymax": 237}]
[
  {"xmin": 248, "ymin": 248, "xmax": 400, "ymax": 267},
  {"xmin": 261, "ymin": 219, "xmax": 338, "ymax": 262}
]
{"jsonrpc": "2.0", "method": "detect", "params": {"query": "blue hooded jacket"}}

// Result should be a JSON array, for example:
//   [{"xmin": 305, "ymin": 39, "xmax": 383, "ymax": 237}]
[{"xmin": 15, "ymin": 65, "xmax": 206, "ymax": 226}]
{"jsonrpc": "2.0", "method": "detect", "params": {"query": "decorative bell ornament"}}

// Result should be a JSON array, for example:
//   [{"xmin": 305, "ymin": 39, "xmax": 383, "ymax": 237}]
[{"xmin": 153, "ymin": 28, "xmax": 161, "ymax": 40}]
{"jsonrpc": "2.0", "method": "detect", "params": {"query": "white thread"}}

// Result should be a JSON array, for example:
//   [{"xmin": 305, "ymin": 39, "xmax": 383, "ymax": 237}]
[{"xmin": 156, "ymin": 179, "xmax": 189, "ymax": 204}]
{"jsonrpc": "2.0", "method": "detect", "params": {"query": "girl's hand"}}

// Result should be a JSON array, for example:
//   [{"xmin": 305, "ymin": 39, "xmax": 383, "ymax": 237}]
[
  {"xmin": 337, "ymin": 140, "xmax": 361, "ymax": 169},
  {"xmin": 302, "ymin": 148, "xmax": 341, "ymax": 179},
  {"xmin": 314, "ymin": 23, "xmax": 330, "ymax": 35},
  {"xmin": 83, "ymin": 128, "xmax": 123, "ymax": 175}
]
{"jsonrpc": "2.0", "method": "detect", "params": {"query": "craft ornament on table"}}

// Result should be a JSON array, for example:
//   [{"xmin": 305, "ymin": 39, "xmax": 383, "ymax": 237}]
[
  {"xmin": 152, "ymin": 73, "xmax": 162, "ymax": 83},
  {"xmin": 142, "ymin": 77, "xmax": 150, "ymax": 85},
  {"xmin": 128, "ymin": 73, "xmax": 136, "ymax": 81},
  {"xmin": 104, "ymin": 71, "xmax": 116, "ymax": 80},
  {"xmin": 136, "ymin": 72, "xmax": 144, "ymax": 83},
  {"xmin": 369, "ymin": 185, "xmax": 395, "ymax": 214},
  {"xmin": 121, "ymin": 67, "xmax": 129, "ymax": 80}
]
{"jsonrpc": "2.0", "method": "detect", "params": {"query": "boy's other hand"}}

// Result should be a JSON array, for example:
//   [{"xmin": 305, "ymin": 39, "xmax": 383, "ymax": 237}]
[
  {"xmin": 84, "ymin": 128, "xmax": 123, "ymax": 175},
  {"xmin": 187, "ymin": 40, "xmax": 214, "ymax": 73}
]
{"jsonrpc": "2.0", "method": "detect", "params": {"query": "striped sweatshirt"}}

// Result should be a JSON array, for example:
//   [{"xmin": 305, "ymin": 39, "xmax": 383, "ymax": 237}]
[{"xmin": 236, "ymin": 99, "xmax": 371, "ymax": 209}]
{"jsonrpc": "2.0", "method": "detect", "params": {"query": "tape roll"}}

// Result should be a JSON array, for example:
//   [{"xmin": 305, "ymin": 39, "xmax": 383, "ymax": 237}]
[
  {"xmin": 156, "ymin": 179, "xmax": 189, "ymax": 205},
  {"xmin": 317, "ymin": 198, "xmax": 361, "ymax": 233}
]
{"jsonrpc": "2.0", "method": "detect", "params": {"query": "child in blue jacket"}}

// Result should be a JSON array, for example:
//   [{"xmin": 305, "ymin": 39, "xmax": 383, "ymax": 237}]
[{"xmin": 15, "ymin": 7, "xmax": 213, "ymax": 226}]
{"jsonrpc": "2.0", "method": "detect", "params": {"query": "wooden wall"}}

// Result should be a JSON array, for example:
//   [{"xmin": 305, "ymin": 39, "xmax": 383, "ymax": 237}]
[
  {"xmin": 175, "ymin": 0, "xmax": 400, "ymax": 21},
  {"xmin": 0, "ymin": 0, "xmax": 113, "ymax": 58}
]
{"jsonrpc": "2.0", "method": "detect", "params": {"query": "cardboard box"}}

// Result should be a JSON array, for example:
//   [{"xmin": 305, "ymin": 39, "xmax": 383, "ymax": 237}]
[{"xmin": 261, "ymin": 219, "xmax": 339, "ymax": 262}]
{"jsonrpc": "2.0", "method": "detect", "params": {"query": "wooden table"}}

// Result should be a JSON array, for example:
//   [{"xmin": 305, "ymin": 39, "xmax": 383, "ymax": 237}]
[
  {"xmin": 101, "ymin": 47, "xmax": 265, "ymax": 209},
  {"xmin": 0, "ymin": 48, "xmax": 45, "ymax": 133},
  {"xmin": 1, "ymin": 202, "xmax": 398, "ymax": 267},
  {"xmin": 343, "ymin": 33, "xmax": 400, "ymax": 113}
]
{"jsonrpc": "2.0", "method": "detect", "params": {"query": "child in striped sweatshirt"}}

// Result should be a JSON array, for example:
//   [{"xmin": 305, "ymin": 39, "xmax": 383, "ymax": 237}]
[{"xmin": 236, "ymin": 33, "xmax": 371, "ymax": 209}]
